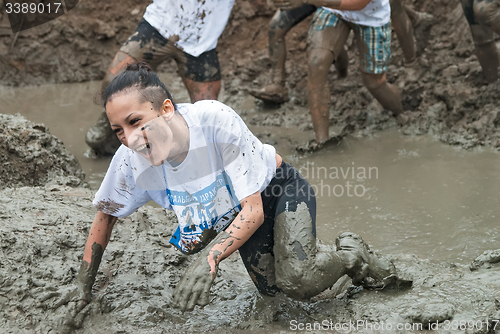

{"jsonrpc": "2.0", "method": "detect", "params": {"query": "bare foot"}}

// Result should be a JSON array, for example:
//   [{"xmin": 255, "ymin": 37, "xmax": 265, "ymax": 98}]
[{"xmin": 249, "ymin": 83, "xmax": 289, "ymax": 104}]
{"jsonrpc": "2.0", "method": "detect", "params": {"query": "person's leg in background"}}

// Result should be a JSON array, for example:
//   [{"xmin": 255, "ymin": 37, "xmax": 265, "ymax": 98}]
[
  {"xmin": 460, "ymin": 0, "xmax": 498, "ymax": 83},
  {"xmin": 307, "ymin": 9, "xmax": 351, "ymax": 145},
  {"xmin": 390, "ymin": 0, "xmax": 419, "ymax": 82},
  {"xmin": 250, "ymin": 5, "xmax": 317, "ymax": 103},
  {"xmin": 177, "ymin": 48, "xmax": 222, "ymax": 102},
  {"xmin": 403, "ymin": 2, "xmax": 435, "ymax": 56},
  {"xmin": 354, "ymin": 22, "xmax": 403, "ymax": 117},
  {"xmin": 472, "ymin": 0, "xmax": 500, "ymax": 82},
  {"xmin": 86, "ymin": 19, "xmax": 190, "ymax": 155},
  {"xmin": 473, "ymin": 0, "xmax": 500, "ymax": 34}
]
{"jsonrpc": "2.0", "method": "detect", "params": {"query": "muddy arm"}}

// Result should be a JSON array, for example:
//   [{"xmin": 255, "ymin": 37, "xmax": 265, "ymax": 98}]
[
  {"xmin": 49, "ymin": 211, "xmax": 118, "ymax": 329},
  {"xmin": 172, "ymin": 191, "xmax": 264, "ymax": 311},
  {"xmin": 77, "ymin": 211, "xmax": 118, "ymax": 301},
  {"xmin": 206, "ymin": 190, "xmax": 264, "ymax": 271}
]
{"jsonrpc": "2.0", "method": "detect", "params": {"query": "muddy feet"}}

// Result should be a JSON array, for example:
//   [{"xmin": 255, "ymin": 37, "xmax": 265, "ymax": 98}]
[
  {"xmin": 397, "ymin": 59, "xmax": 428, "ymax": 89},
  {"xmin": 470, "ymin": 249, "xmax": 500, "ymax": 271},
  {"xmin": 335, "ymin": 232, "xmax": 407, "ymax": 290},
  {"xmin": 414, "ymin": 11, "xmax": 435, "ymax": 56},
  {"xmin": 296, "ymin": 135, "xmax": 344, "ymax": 153},
  {"xmin": 85, "ymin": 110, "xmax": 121, "ymax": 156},
  {"xmin": 249, "ymin": 83, "xmax": 289, "ymax": 104}
]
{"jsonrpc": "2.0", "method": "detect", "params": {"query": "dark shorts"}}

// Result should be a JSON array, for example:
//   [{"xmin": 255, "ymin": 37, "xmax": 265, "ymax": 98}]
[
  {"xmin": 238, "ymin": 162, "xmax": 317, "ymax": 296},
  {"xmin": 120, "ymin": 19, "xmax": 222, "ymax": 82}
]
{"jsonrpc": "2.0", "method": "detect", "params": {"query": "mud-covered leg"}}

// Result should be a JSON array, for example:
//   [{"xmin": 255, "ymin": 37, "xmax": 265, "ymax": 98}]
[
  {"xmin": 273, "ymin": 204, "xmax": 398, "ymax": 299},
  {"xmin": 354, "ymin": 23, "xmax": 403, "ymax": 116},
  {"xmin": 390, "ymin": 0, "xmax": 417, "ymax": 66},
  {"xmin": 361, "ymin": 72, "xmax": 403, "ymax": 116},
  {"xmin": 404, "ymin": 4, "xmax": 435, "ymax": 56},
  {"xmin": 273, "ymin": 202, "xmax": 348, "ymax": 299},
  {"xmin": 85, "ymin": 52, "xmax": 135, "ymax": 155},
  {"xmin": 471, "ymin": 0, "xmax": 500, "ymax": 82},
  {"xmin": 250, "ymin": 5, "xmax": 316, "ymax": 103},
  {"xmin": 272, "ymin": 167, "xmax": 397, "ymax": 300},
  {"xmin": 307, "ymin": 19, "xmax": 350, "ymax": 144},
  {"xmin": 475, "ymin": 41, "xmax": 499, "ymax": 83},
  {"xmin": 463, "ymin": 0, "xmax": 499, "ymax": 84},
  {"xmin": 474, "ymin": 0, "xmax": 500, "ymax": 35}
]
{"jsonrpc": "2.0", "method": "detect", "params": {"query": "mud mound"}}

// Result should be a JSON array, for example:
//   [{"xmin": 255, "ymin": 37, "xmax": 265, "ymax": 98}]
[
  {"xmin": 0, "ymin": 113, "xmax": 85, "ymax": 188},
  {"xmin": 0, "ymin": 186, "xmax": 499, "ymax": 333}
]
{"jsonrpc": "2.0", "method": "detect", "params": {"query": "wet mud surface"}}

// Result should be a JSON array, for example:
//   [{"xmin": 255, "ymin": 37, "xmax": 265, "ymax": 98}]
[{"xmin": 0, "ymin": 186, "xmax": 499, "ymax": 333}]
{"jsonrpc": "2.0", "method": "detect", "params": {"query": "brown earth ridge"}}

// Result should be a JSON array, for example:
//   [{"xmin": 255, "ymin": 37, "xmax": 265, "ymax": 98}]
[{"xmin": 1, "ymin": 0, "xmax": 500, "ymax": 150}]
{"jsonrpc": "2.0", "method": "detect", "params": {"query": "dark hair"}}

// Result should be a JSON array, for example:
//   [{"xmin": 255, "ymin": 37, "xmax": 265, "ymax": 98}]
[{"xmin": 100, "ymin": 62, "xmax": 175, "ymax": 111}]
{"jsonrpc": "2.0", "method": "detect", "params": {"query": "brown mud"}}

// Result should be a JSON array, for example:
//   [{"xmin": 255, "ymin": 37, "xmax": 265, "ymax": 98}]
[
  {"xmin": 1, "ymin": 0, "xmax": 500, "ymax": 333},
  {"xmin": 0, "ymin": 186, "xmax": 499, "ymax": 333},
  {"xmin": 1, "ymin": 0, "xmax": 500, "ymax": 151},
  {"xmin": 0, "ymin": 113, "xmax": 85, "ymax": 189}
]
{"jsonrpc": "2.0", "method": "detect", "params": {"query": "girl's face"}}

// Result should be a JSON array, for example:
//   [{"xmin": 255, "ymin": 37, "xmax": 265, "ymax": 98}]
[{"xmin": 106, "ymin": 90, "xmax": 175, "ymax": 166}]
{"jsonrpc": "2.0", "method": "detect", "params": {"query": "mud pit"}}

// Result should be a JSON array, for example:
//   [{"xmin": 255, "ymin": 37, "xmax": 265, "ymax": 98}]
[
  {"xmin": 1, "ymin": 0, "xmax": 500, "ymax": 332},
  {"xmin": 0, "ymin": 186, "xmax": 499, "ymax": 333}
]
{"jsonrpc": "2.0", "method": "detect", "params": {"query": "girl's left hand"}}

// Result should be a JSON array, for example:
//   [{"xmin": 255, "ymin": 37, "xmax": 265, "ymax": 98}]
[{"xmin": 172, "ymin": 254, "xmax": 218, "ymax": 312}]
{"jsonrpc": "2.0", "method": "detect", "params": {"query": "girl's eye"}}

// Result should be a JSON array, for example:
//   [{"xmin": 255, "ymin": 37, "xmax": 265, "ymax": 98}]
[
  {"xmin": 130, "ymin": 118, "xmax": 140, "ymax": 125},
  {"xmin": 113, "ymin": 128, "xmax": 122, "ymax": 134}
]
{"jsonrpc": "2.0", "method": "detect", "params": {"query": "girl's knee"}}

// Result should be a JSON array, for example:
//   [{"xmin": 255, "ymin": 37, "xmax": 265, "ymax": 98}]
[{"xmin": 275, "ymin": 260, "xmax": 315, "ymax": 300}]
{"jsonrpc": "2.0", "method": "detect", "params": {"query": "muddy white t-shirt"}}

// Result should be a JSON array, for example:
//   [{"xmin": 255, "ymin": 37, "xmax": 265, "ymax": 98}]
[
  {"xmin": 93, "ymin": 101, "xmax": 276, "ymax": 254},
  {"xmin": 143, "ymin": 0, "xmax": 236, "ymax": 57},
  {"xmin": 323, "ymin": 0, "xmax": 390, "ymax": 27}
]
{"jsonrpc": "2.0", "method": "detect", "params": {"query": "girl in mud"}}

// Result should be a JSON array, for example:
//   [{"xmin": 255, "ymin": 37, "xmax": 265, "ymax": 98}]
[{"xmin": 61, "ymin": 63, "xmax": 397, "ymax": 322}]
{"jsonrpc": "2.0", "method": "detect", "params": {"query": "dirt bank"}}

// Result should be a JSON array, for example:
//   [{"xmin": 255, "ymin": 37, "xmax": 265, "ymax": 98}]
[
  {"xmin": 0, "ymin": 113, "xmax": 85, "ymax": 189},
  {"xmin": 0, "ymin": 186, "xmax": 499, "ymax": 333}
]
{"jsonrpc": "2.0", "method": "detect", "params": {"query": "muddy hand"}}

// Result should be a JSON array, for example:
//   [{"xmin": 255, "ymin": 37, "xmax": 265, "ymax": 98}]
[
  {"xmin": 172, "ymin": 255, "xmax": 218, "ymax": 312},
  {"xmin": 273, "ymin": 0, "xmax": 304, "ymax": 10},
  {"xmin": 39, "ymin": 284, "xmax": 90, "ymax": 330}
]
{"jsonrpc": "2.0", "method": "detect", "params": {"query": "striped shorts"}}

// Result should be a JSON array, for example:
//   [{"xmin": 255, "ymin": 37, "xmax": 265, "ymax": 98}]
[{"xmin": 309, "ymin": 8, "xmax": 391, "ymax": 74}]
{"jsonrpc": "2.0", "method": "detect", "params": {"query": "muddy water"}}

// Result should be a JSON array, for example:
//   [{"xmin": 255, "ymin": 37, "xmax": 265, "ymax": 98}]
[
  {"xmin": 293, "ymin": 131, "xmax": 500, "ymax": 265},
  {"xmin": 1, "ymin": 80, "xmax": 499, "ymax": 265}
]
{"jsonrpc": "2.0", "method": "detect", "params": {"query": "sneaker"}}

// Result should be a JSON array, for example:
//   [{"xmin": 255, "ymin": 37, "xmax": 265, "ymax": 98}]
[
  {"xmin": 85, "ymin": 110, "xmax": 121, "ymax": 156},
  {"xmin": 335, "ymin": 232, "xmax": 397, "ymax": 289},
  {"xmin": 249, "ymin": 83, "xmax": 289, "ymax": 104},
  {"xmin": 414, "ymin": 12, "xmax": 435, "ymax": 56}
]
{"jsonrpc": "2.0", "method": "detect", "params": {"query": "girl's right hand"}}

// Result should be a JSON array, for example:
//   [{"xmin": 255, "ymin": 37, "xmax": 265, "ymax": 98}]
[{"xmin": 40, "ymin": 284, "xmax": 90, "ymax": 330}]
